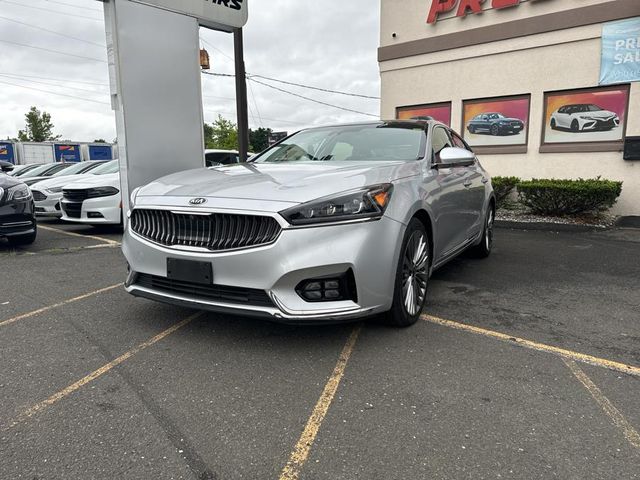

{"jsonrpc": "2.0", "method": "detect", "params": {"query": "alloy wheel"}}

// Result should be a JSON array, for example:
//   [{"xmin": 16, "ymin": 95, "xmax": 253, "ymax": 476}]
[
  {"xmin": 485, "ymin": 208, "xmax": 494, "ymax": 251},
  {"xmin": 401, "ymin": 231, "xmax": 429, "ymax": 316}
]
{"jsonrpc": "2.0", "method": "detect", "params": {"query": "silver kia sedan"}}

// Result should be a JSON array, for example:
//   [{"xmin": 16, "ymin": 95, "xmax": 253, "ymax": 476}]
[{"xmin": 123, "ymin": 120, "xmax": 495, "ymax": 326}]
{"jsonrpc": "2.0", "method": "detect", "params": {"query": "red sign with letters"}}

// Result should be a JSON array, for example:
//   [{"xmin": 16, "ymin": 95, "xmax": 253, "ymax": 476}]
[{"xmin": 427, "ymin": 0, "xmax": 536, "ymax": 24}]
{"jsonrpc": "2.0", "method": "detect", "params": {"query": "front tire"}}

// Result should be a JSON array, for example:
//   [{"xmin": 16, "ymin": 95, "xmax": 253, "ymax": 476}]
[
  {"xmin": 571, "ymin": 120, "xmax": 580, "ymax": 132},
  {"xmin": 383, "ymin": 219, "xmax": 430, "ymax": 327},
  {"xmin": 550, "ymin": 118, "xmax": 557, "ymax": 130},
  {"xmin": 469, "ymin": 206, "xmax": 494, "ymax": 258},
  {"xmin": 8, "ymin": 228, "xmax": 37, "ymax": 246}
]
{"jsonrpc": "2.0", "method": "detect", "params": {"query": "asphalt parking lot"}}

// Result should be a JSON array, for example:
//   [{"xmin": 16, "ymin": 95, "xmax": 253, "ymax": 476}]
[{"xmin": 1, "ymin": 219, "xmax": 639, "ymax": 480}]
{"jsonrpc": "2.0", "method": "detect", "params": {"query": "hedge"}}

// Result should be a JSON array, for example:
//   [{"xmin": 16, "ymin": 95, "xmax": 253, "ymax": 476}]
[
  {"xmin": 517, "ymin": 178, "xmax": 622, "ymax": 215},
  {"xmin": 491, "ymin": 176, "xmax": 520, "ymax": 207}
]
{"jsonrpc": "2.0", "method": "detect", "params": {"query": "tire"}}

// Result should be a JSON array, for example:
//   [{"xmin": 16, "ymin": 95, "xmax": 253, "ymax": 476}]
[
  {"xmin": 468, "ymin": 125, "xmax": 475, "ymax": 134},
  {"xmin": 490, "ymin": 124, "xmax": 499, "ymax": 136},
  {"xmin": 8, "ymin": 227, "xmax": 37, "ymax": 246},
  {"xmin": 550, "ymin": 118, "xmax": 557, "ymax": 130},
  {"xmin": 383, "ymin": 218, "xmax": 430, "ymax": 327},
  {"xmin": 571, "ymin": 120, "xmax": 579, "ymax": 132},
  {"xmin": 468, "ymin": 206, "xmax": 494, "ymax": 259}
]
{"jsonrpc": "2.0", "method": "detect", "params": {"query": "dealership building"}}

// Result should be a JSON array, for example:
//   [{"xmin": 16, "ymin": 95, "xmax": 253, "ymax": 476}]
[{"xmin": 379, "ymin": 0, "xmax": 640, "ymax": 216}]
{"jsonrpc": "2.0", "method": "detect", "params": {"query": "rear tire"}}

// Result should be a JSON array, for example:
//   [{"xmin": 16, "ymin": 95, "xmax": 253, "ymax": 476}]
[
  {"xmin": 469, "ymin": 206, "xmax": 494, "ymax": 259},
  {"xmin": 383, "ymin": 218, "xmax": 430, "ymax": 327},
  {"xmin": 550, "ymin": 118, "xmax": 557, "ymax": 130}
]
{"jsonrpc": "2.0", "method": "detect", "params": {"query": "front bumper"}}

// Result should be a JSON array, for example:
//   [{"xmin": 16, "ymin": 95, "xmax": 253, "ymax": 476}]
[
  {"xmin": 34, "ymin": 193, "xmax": 63, "ymax": 217},
  {"xmin": 60, "ymin": 195, "xmax": 121, "ymax": 224},
  {"xmin": 123, "ymin": 215, "xmax": 406, "ymax": 323},
  {"xmin": 0, "ymin": 201, "xmax": 36, "ymax": 237}
]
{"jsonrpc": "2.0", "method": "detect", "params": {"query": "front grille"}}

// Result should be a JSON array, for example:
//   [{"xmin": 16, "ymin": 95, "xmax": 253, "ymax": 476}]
[
  {"xmin": 135, "ymin": 273, "xmax": 274, "ymax": 307},
  {"xmin": 62, "ymin": 201, "xmax": 82, "ymax": 218},
  {"xmin": 32, "ymin": 190, "xmax": 47, "ymax": 201},
  {"xmin": 595, "ymin": 118, "xmax": 616, "ymax": 128},
  {"xmin": 130, "ymin": 209, "xmax": 282, "ymax": 251},
  {"xmin": 63, "ymin": 189, "xmax": 90, "ymax": 202}
]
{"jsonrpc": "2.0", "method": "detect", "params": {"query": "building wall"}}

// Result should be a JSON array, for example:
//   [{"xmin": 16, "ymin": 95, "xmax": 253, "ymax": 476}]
[{"xmin": 379, "ymin": 0, "xmax": 640, "ymax": 215}]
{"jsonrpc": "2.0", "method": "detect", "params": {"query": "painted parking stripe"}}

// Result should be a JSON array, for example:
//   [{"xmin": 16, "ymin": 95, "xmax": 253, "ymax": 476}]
[
  {"xmin": 3, "ymin": 312, "xmax": 202, "ymax": 431},
  {"xmin": 563, "ymin": 359, "xmax": 640, "ymax": 450},
  {"xmin": 279, "ymin": 325, "xmax": 362, "ymax": 480},
  {"xmin": 38, "ymin": 224, "xmax": 120, "ymax": 245},
  {"xmin": 422, "ymin": 315, "xmax": 640, "ymax": 378},
  {"xmin": 0, "ymin": 283, "xmax": 123, "ymax": 328}
]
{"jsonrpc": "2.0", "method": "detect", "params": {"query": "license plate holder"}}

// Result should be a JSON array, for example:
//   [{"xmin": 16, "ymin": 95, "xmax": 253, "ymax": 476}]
[{"xmin": 167, "ymin": 258, "xmax": 212, "ymax": 285}]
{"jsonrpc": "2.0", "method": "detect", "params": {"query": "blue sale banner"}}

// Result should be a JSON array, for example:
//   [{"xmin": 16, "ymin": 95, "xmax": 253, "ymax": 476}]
[{"xmin": 600, "ymin": 17, "xmax": 640, "ymax": 85}]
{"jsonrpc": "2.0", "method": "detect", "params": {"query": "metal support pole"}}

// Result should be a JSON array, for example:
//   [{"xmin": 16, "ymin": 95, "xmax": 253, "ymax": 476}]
[{"xmin": 234, "ymin": 27, "xmax": 249, "ymax": 162}]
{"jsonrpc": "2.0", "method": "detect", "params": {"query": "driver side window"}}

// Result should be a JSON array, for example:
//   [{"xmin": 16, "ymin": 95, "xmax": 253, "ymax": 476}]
[{"xmin": 431, "ymin": 127, "xmax": 453, "ymax": 164}]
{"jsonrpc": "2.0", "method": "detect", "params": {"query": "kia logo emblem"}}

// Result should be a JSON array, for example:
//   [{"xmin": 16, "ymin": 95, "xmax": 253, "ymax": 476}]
[{"xmin": 189, "ymin": 198, "xmax": 207, "ymax": 205}]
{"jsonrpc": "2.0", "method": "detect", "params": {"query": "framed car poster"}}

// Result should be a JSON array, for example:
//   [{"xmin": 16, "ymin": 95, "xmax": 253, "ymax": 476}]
[
  {"xmin": 396, "ymin": 102, "xmax": 451, "ymax": 127},
  {"xmin": 541, "ymin": 85, "xmax": 630, "ymax": 151},
  {"xmin": 462, "ymin": 95, "xmax": 530, "ymax": 153}
]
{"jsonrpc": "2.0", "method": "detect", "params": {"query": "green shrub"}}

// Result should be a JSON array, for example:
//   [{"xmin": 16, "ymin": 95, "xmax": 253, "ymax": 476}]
[
  {"xmin": 517, "ymin": 178, "xmax": 622, "ymax": 215},
  {"xmin": 491, "ymin": 176, "xmax": 520, "ymax": 207}
]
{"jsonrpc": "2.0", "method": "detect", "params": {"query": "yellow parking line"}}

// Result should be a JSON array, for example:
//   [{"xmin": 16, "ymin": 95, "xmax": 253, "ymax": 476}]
[
  {"xmin": 422, "ymin": 315, "xmax": 640, "ymax": 378},
  {"xmin": 4, "ymin": 312, "xmax": 202, "ymax": 431},
  {"xmin": 563, "ymin": 359, "xmax": 640, "ymax": 450},
  {"xmin": 279, "ymin": 325, "xmax": 362, "ymax": 480},
  {"xmin": 38, "ymin": 225, "xmax": 120, "ymax": 245},
  {"xmin": 0, "ymin": 283, "xmax": 123, "ymax": 328}
]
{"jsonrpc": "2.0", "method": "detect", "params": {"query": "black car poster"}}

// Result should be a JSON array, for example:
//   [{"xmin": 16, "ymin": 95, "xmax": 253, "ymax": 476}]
[{"xmin": 462, "ymin": 95, "xmax": 530, "ymax": 149}]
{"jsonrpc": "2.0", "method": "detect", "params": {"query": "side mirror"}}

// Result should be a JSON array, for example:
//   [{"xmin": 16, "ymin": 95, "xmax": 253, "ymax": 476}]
[
  {"xmin": 0, "ymin": 162, "xmax": 14, "ymax": 173},
  {"xmin": 435, "ymin": 147, "xmax": 475, "ymax": 168}
]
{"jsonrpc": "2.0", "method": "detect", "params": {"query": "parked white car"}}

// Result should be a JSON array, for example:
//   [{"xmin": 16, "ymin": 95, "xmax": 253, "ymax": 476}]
[
  {"xmin": 32, "ymin": 161, "xmax": 117, "ymax": 217},
  {"xmin": 550, "ymin": 104, "xmax": 620, "ymax": 132},
  {"xmin": 60, "ymin": 168, "xmax": 122, "ymax": 225}
]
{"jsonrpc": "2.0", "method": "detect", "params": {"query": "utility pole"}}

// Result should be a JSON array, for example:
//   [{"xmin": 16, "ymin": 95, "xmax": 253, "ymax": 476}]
[{"xmin": 234, "ymin": 27, "xmax": 249, "ymax": 162}]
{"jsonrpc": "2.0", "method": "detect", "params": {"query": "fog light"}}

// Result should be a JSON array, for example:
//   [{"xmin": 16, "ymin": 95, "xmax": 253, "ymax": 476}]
[
  {"xmin": 88, "ymin": 212, "xmax": 104, "ymax": 219},
  {"xmin": 296, "ymin": 271, "xmax": 357, "ymax": 303}
]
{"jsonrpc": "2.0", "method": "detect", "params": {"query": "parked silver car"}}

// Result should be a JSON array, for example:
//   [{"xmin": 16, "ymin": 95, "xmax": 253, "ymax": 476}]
[{"xmin": 123, "ymin": 120, "xmax": 495, "ymax": 326}]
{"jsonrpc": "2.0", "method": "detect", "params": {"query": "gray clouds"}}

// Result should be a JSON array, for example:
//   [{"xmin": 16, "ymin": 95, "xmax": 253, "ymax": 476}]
[{"xmin": 0, "ymin": 0, "xmax": 380, "ymax": 141}]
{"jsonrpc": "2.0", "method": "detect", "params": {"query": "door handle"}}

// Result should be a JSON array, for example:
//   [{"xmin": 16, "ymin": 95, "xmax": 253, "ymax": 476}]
[{"xmin": 463, "ymin": 180, "xmax": 472, "ymax": 188}]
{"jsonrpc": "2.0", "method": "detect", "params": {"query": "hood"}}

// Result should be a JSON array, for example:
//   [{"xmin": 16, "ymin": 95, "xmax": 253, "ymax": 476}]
[
  {"xmin": 582, "ymin": 110, "xmax": 617, "ymax": 119},
  {"xmin": 63, "ymin": 173, "xmax": 120, "ymax": 190},
  {"xmin": 496, "ymin": 117, "xmax": 522, "ymax": 123},
  {"xmin": 30, "ymin": 173, "xmax": 98, "ymax": 191},
  {"xmin": 137, "ymin": 161, "xmax": 419, "ymax": 204},
  {"xmin": 0, "ymin": 173, "xmax": 23, "ymax": 189}
]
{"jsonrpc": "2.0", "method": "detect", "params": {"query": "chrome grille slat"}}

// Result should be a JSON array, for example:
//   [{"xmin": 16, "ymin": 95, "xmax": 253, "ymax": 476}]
[{"xmin": 131, "ymin": 209, "xmax": 281, "ymax": 251}]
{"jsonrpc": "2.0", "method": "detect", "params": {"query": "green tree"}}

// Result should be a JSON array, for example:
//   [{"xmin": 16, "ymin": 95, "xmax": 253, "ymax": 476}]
[
  {"xmin": 17, "ymin": 106, "xmax": 61, "ymax": 142},
  {"xmin": 204, "ymin": 115, "xmax": 238, "ymax": 150},
  {"xmin": 249, "ymin": 127, "xmax": 273, "ymax": 153}
]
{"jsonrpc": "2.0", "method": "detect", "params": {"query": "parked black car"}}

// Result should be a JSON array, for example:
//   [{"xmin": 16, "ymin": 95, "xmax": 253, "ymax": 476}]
[
  {"xmin": 1, "ymin": 163, "xmax": 37, "ymax": 245},
  {"xmin": 467, "ymin": 112, "xmax": 524, "ymax": 136}
]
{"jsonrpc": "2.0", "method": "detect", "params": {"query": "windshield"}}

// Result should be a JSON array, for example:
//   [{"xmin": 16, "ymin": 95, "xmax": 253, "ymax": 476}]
[
  {"xmin": 90, "ymin": 160, "xmax": 119, "ymax": 175},
  {"xmin": 255, "ymin": 125, "xmax": 425, "ymax": 163},
  {"xmin": 20, "ymin": 164, "xmax": 60, "ymax": 177},
  {"xmin": 488, "ymin": 113, "xmax": 504, "ymax": 119},
  {"xmin": 52, "ymin": 162, "xmax": 97, "ymax": 177},
  {"xmin": 586, "ymin": 104, "xmax": 604, "ymax": 112}
]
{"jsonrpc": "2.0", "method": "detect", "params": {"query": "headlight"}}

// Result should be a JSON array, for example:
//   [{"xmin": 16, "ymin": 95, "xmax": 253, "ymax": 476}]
[
  {"xmin": 88, "ymin": 186, "xmax": 119, "ymax": 198},
  {"xmin": 580, "ymin": 116, "xmax": 594, "ymax": 120},
  {"xmin": 130, "ymin": 187, "xmax": 141, "ymax": 207},
  {"xmin": 280, "ymin": 184, "xmax": 393, "ymax": 226},
  {"xmin": 45, "ymin": 186, "xmax": 63, "ymax": 194},
  {"xmin": 6, "ymin": 184, "xmax": 32, "ymax": 202}
]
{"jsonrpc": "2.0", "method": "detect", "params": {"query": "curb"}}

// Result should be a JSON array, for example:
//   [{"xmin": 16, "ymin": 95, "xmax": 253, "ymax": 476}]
[{"xmin": 495, "ymin": 219, "xmax": 611, "ymax": 233}]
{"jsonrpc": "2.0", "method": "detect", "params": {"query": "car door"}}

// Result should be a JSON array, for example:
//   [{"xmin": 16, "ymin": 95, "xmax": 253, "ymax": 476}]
[
  {"xmin": 451, "ymin": 131, "xmax": 485, "ymax": 239},
  {"xmin": 557, "ymin": 106, "xmax": 572, "ymax": 128},
  {"xmin": 426, "ymin": 126, "xmax": 471, "ymax": 261}
]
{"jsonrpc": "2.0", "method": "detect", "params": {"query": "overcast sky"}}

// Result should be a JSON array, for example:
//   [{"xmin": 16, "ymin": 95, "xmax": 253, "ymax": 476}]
[{"xmin": 0, "ymin": 0, "xmax": 381, "ymax": 142}]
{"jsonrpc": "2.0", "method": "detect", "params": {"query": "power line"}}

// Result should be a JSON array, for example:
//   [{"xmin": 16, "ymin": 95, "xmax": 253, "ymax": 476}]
[
  {"xmin": 0, "ymin": 73, "xmax": 108, "ymax": 95},
  {"xmin": 249, "ymin": 74, "xmax": 380, "ymax": 100},
  {"xmin": 0, "ymin": 38, "xmax": 106, "ymax": 62},
  {"xmin": 0, "ymin": 15, "xmax": 106, "ymax": 47},
  {"xmin": 44, "ymin": 0, "xmax": 103, "ymax": 13},
  {"xmin": 0, "ymin": 72, "xmax": 109, "ymax": 86},
  {"xmin": 0, "ymin": 0, "xmax": 103, "ymax": 21},
  {"xmin": 0, "ymin": 78, "xmax": 111, "ymax": 105}
]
